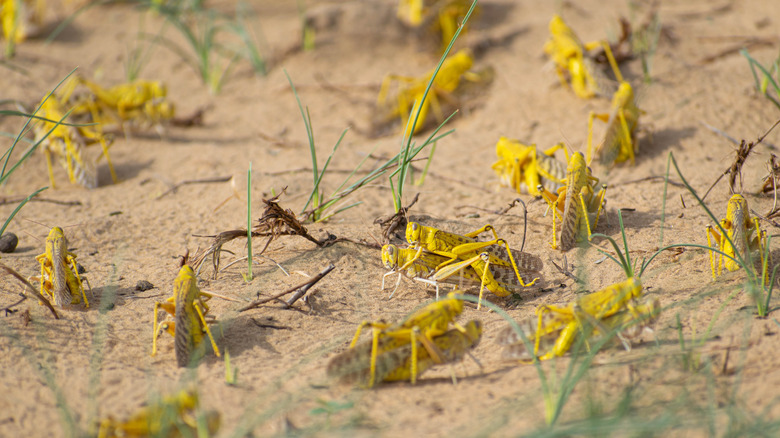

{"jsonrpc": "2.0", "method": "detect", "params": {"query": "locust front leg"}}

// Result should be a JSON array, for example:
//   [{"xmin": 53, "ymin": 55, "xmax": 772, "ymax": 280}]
[
  {"xmin": 34, "ymin": 253, "xmax": 49, "ymax": 300},
  {"xmin": 381, "ymin": 270, "xmax": 403, "ymax": 298},
  {"xmin": 152, "ymin": 300, "xmax": 175, "ymax": 356},
  {"xmin": 539, "ymin": 185, "xmax": 563, "ymax": 249},
  {"xmin": 755, "ymin": 218, "xmax": 770, "ymax": 283}
]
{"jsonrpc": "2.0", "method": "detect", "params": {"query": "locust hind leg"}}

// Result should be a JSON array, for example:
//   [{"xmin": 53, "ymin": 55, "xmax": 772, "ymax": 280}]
[
  {"xmin": 194, "ymin": 304, "xmax": 220, "ymax": 357},
  {"xmin": 592, "ymin": 184, "xmax": 607, "ymax": 230},
  {"xmin": 462, "ymin": 224, "xmax": 499, "ymax": 240},
  {"xmin": 152, "ymin": 302, "xmax": 164, "ymax": 356},
  {"xmin": 495, "ymin": 238, "xmax": 537, "ymax": 287},
  {"xmin": 616, "ymin": 109, "xmax": 635, "ymax": 165},
  {"xmin": 538, "ymin": 321, "xmax": 580, "ymax": 361},
  {"xmin": 43, "ymin": 148, "xmax": 57, "ymax": 189},
  {"xmin": 97, "ymin": 137, "xmax": 118, "ymax": 184},
  {"xmin": 65, "ymin": 255, "xmax": 88, "ymax": 307},
  {"xmin": 477, "ymin": 253, "xmax": 491, "ymax": 310},
  {"xmin": 369, "ymin": 327, "xmax": 381, "ymax": 388},
  {"xmin": 706, "ymin": 225, "xmax": 723, "ymax": 280}
]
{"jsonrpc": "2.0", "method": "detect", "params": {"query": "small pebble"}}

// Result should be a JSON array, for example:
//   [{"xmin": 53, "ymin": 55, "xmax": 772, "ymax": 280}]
[
  {"xmin": 135, "ymin": 280, "xmax": 154, "ymax": 292},
  {"xmin": 76, "ymin": 263, "xmax": 87, "ymax": 274},
  {"xmin": 0, "ymin": 233, "xmax": 18, "ymax": 253}
]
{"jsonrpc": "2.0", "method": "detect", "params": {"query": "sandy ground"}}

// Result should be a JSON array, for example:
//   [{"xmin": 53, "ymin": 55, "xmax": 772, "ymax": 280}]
[{"xmin": 2, "ymin": 0, "xmax": 780, "ymax": 436}]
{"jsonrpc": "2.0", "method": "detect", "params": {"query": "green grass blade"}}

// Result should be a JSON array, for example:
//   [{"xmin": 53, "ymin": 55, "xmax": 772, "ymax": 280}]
[
  {"xmin": 285, "ymin": 70, "xmax": 322, "ymax": 215},
  {"xmin": 617, "ymin": 211, "xmax": 633, "ymax": 276},
  {"xmin": 415, "ymin": 142, "xmax": 436, "ymax": 185},
  {"xmin": 393, "ymin": 0, "xmax": 478, "ymax": 211},
  {"xmin": 316, "ymin": 201, "xmax": 363, "ymax": 223},
  {"xmin": 588, "ymin": 232, "xmax": 631, "ymax": 278},
  {"xmin": 0, "ymin": 186, "xmax": 47, "ymax": 236},
  {"xmin": 1, "ymin": 69, "xmax": 77, "ymax": 184},
  {"xmin": 305, "ymin": 128, "xmax": 349, "ymax": 217}
]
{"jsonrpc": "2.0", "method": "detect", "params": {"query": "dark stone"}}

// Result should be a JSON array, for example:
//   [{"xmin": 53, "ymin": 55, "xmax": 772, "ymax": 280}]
[
  {"xmin": 0, "ymin": 233, "xmax": 18, "ymax": 253},
  {"xmin": 135, "ymin": 280, "xmax": 154, "ymax": 292}
]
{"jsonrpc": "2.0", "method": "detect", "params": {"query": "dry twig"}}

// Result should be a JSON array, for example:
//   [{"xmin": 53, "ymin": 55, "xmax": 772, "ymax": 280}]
[
  {"xmin": 374, "ymin": 193, "xmax": 420, "ymax": 245},
  {"xmin": 239, "ymin": 263, "xmax": 335, "ymax": 312},
  {"xmin": 0, "ymin": 196, "xmax": 81, "ymax": 206},
  {"xmin": 701, "ymin": 119, "xmax": 780, "ymax": 201},
  {"xmin": 156, "ymin": 176, "xmax": 232, "ymax": 199},
  {"xmin": 0, "ymin": 262, "xmax": 59, "ymax": 319}
]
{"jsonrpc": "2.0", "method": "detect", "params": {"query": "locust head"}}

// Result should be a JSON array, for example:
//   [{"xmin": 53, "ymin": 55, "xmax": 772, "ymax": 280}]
[
  {"xmin": 381, "ymin": 244, "xmax": 399, "ymax": 270},
  {"xmin": 406, "ymin": 222, "xmax": 422, "ymax": 246},
  {"xmin": 725, "ymin": 194, "xmax": 749, "ymax": 228},
  {"xmin": 462, "ymin": 320, "xmax": 483, "ymax": 345}
]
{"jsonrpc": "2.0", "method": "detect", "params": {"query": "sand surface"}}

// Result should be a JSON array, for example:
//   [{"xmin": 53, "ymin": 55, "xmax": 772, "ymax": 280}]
[{"xmin": 2, "ymin": 0, "xmax": 780, "ymax": 436}]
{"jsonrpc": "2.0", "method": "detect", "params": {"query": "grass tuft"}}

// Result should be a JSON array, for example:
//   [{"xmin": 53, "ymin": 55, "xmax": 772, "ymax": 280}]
[
  {"xmin": 390, "ymin": 0, "xmax": 478, "ymax": 213},
  {"xmin": 742, "ymin": 48, "xmax": 780, "ymax": 110}
]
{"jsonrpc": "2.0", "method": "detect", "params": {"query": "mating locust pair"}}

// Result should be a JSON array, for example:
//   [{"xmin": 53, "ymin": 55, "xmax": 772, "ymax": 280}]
[
  {"xmin": 328, "ymin": 291, "xmax": 481, "ymax": 388},
  {"xmin": 497, "ymin": 278, "xmax": 659, "ymax": 362},
  {"xmin": 381, "ymin": 221, "xmax": 543, "ymax": 308}
]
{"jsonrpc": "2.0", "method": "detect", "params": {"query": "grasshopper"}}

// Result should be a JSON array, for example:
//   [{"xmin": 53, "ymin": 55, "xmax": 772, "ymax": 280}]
[
  {"xmin": 405, "ymin": 222, "xmax": 543, "ymax": 273},
  {"xmin": 492, "ymin": 136, "xmax": 567, "ymax": 197},
  {"xmin": 375, "ymin": 49, "xmax": 483, "ymax": 137},
  {"xmin": 68, "ymin": 77, "xmax": 175, "ymax": 133},
  {"xmin": 396, "ymin": 0, "xmax": 426, "ymax": 26},
  {"xmin": 1, "ymin": 0, "xmax": 45, "ymax": 44},
  {"xmin": 396, "ymin": 0, "xmax": 475, "ymax": 53},
  {"xmin": 544, "ymin": 15, "xmax": 617, "ymax": 99},
  {"xmin": 498, "ymin": 296, "xmax": 659, "ymax": 361},
  {"xmin": 583, "ymin": 38, "xmax": 642, "ymax": 167},
  {"xmin": 152, "ymin": 265, "xmax": 221, "ymax": 367},
  {"xmin": 706, "ymin": 194, "xmax": 768, "ymax": 281},
  {"xmin": 586, "ymin": 81, "xmax": 641, "ymax": 166},
  {"xmin": 382, "ymin": 244, "xmax": 535, "ymax": 304},
  {"xmin": 328, "ymin": 320, "xmax": 482, "ymax": 387},
  {"xmin": 31, "ymin": 227, "xmax": 89, "ymax": 308},
  {"xmin": 97, "ymin": 389, "xmax": 221, "ymax": 438},
  {"xmin": 342, "ymin": 291, "xmax": 466, "ymax": 387},
  {"xmin": 497, "ymin": 277, "xmax": 644, "ymax": 362},
  {"xmin": 404, "ymin": 221, "xmax": 542, "ymax": 306},
  {"xmin": 34, "ymin": 92, "xmax": 117, "ymax": 188},
  {"xmin": 383, "ymin": 319, "xmax": 481, "ymax": 382},
  {"xmin": 539, "ymin": 152, "xmax": 607, "ymax": 251},
  {"xmin": 529, "ymin": 277, "xmax": 644, "ymax": 361}
]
